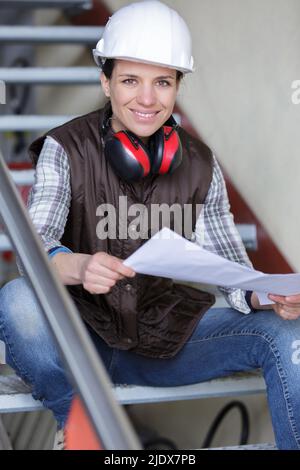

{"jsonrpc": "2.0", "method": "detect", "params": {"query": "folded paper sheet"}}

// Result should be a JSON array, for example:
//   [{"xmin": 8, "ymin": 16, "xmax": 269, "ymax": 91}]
[{"xmin": 124, "ymin": 228, "xmax": 300, "ymax": 305}]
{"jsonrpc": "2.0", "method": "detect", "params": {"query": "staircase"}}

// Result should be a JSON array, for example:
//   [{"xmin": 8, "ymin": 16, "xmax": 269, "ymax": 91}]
[
  {"xmin": 0, "ymin": 0, "xmax": 271, "ymax": 450},
  {"xmin": 0, "ymin": 1, "xmax": 92, "ymax": 10}
]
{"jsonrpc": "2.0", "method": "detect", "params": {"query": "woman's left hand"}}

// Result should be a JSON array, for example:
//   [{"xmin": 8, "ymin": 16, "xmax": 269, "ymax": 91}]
[{"xmin": 268, "ymin": 294, "xmax": 300, "ymax": 320}]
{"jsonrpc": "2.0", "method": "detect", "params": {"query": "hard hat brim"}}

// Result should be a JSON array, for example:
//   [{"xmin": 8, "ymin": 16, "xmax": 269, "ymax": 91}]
[{"xmin": 92, "ymin": 50, "xmax": 194, "ymax": 74}]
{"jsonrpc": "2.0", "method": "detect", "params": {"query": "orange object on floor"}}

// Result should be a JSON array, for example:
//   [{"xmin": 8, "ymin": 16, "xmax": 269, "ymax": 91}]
[{"xmin": 65, "ymin": 397, "xmax": 102, "ymax": 450}]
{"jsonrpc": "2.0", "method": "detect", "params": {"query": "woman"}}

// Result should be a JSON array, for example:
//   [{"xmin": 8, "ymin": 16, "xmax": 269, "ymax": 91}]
[{"xmin": 1, "ymin": 0, "xmax": 300, "ymax": 450}]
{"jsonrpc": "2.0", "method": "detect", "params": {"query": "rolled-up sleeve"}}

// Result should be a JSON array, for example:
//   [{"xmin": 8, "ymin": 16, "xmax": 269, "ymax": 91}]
[
  {"xmin": 17, "ymin": 136, "xmax": 71, "ymax": 275},
  {"xmin": 27, "ymin": 135, "xmax": 71, "ymax": 252}
]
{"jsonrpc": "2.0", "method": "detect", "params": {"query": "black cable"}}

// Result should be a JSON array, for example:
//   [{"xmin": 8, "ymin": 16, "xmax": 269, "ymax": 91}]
[
  {"xmin": 202, "ymin": 400, "xmax": 250, "ymax": 448},
  {"xmin": 144, "ymin": 437, "xmax": 178, "ymax": 450},
  {"xmin": 131, "ymin": 400, "xmax": 249, "ymax": 450}
]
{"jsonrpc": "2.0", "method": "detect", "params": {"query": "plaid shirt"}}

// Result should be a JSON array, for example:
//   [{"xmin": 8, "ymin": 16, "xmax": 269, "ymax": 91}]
[{"xmin": 27, "ymin": 135, "xmax": 253, "ymax": 313}]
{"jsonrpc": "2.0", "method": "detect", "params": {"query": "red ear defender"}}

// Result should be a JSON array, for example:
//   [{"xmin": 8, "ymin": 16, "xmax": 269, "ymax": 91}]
[
  {"xmin": 104, "ymin": 130, "xmax": 151, "ymax": 182},
  {"xmin": 150, "ymin": 126, "xmax": 182, "ymax": 175},
  {"xmin": 103, "ymin": 122, "xmax": 182, "ymax": 182}
]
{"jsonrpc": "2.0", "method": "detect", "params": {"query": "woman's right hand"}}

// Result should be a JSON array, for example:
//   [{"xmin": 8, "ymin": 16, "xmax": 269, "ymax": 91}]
[{"xmin": 79, "ymin": 252, "xmax": 136, "ymax": 295}]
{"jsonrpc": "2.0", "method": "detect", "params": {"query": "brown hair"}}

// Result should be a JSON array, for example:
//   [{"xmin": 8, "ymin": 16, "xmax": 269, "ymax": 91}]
[{"xmin": 102, "ymin": 59, "xmax": 183, "ymax": 82}]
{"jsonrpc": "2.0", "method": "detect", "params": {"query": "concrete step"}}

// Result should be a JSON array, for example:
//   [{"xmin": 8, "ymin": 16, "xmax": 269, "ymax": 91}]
[
  {"xmin": 0, "ymin": 115, "xmax": 76, "ymax": 131},
  {"xmin": 0, "ymin": 26, "xmax": 103, "ymax": 44},
  {"xmin": 0, "ymin": 366, "xmax": 265, "ymax": 413},
  {"xmin": 0, "ymin": 113, "xmax": 182, "ymax": 132},
  {"xmin": 0, "ymin": 0, "xmax": 92, "ymax": 10},
  {"xmin": 204, "ymin": 443, "xmax": 276, "ymax": 450},
  {"xmin": 0, "ymin": 67, "xmax": 99, "ymax": 84}
]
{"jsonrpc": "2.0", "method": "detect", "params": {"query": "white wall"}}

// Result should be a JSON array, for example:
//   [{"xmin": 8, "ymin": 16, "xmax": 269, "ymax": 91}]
[{"xmin": 106, "ymin": 0, "xmax": 300, "ymax": 271}]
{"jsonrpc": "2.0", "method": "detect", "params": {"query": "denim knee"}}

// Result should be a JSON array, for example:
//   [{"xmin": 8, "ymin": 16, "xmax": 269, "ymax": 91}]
[
  {"xmin": 0, "ymin": 276, "xmax": 50, "ymax": 341},
  {"xmin": 252, "ymin": 310, "xmax": 300, "ymax": 370},
  {"xmin": 0, "ymin": 276, "xmax": 62, "ymax": 375}
]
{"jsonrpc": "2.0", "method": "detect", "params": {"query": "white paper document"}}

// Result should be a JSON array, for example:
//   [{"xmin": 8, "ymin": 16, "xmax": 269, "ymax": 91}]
[{"xmin": 124, "ymin": 228, "xmax": 300, "ymax": 305}]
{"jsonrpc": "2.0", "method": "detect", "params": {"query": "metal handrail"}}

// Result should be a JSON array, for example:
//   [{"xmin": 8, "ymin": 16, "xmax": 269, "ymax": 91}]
[{"xmin": 0, "ymin": 150, "xmax": 141, "ymax": 450}]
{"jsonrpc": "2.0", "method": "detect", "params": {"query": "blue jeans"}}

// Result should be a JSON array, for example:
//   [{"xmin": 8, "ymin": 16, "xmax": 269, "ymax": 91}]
[{"xmin": 1, "ymin": 277, "xmax": 300, "ymax": 449}]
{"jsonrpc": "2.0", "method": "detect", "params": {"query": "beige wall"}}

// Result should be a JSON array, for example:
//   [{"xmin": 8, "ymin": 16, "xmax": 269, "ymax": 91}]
[{"xmin": 106, "ymin": 0, "xmax": 300, "ymax": 271}]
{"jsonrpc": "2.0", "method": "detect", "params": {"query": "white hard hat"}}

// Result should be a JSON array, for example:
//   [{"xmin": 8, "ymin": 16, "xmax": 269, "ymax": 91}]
[{"xmin": 92, "ymin": 0, "xmax": 194, "ymax": 74}]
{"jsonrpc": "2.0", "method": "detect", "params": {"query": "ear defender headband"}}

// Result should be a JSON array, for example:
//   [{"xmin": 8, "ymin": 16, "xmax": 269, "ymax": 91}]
[{"xmin": 102, "ymin": 112, "xmax": 182, "ymax": 183}]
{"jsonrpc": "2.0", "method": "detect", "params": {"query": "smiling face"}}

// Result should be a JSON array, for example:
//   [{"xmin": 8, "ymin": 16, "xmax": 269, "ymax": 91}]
[{"xmin": 100, "ymin": 59, "xmax": 180, "ymax": 144}]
